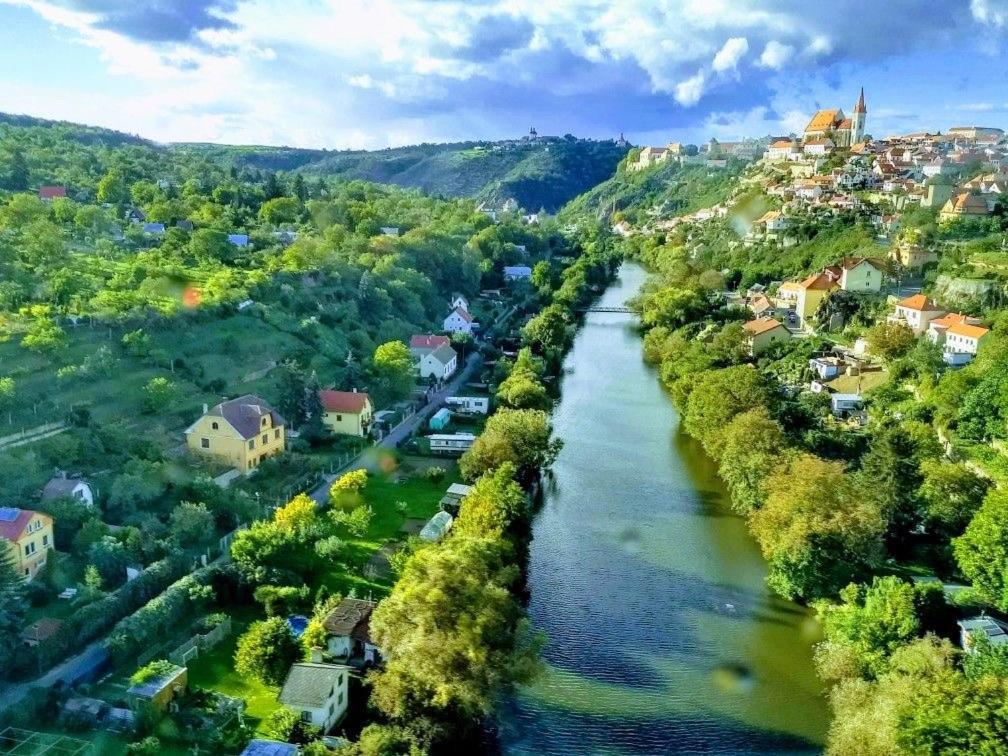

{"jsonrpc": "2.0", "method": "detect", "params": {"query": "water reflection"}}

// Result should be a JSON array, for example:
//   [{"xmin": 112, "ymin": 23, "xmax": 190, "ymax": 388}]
[{"xmin": 498, "ymin": 263, "xmax": 828, "ymax": 755}]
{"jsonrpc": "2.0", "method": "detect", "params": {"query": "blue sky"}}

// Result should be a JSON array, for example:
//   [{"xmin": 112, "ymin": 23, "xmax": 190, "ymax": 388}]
[{"xmin": 1, "ymin": 0, "xmax": 1008, "ymax": 149}]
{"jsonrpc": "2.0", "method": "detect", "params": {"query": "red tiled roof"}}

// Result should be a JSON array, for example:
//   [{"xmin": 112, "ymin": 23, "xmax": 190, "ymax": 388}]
[
  {"xmin": 0, "ymin": 508, "xmax": 39, "ymax": 541},
  {"xmin": 897, "ymin": 294, "xmax": 941, "ymax": 312},
  {"xmin": 410, "ymin": 334, "xmax": 449, "ymax": 350},
  {"xmin": 744, "ymin": 318, "xmax": 786, "ymax": 335},
  {"xmin": 319, "ymin": 390, "xmax": 371, "ymax": 413},
  {"xmin": 38, "ymin": 186, "xmax": 66, "ymax": 200},
  {"xmin": 947, "ymin": 322, "xmax": 990, "ymax": 340},
  {"xmin": 798, "ymin": 272, "xmax": 838, "ymax": 291}
]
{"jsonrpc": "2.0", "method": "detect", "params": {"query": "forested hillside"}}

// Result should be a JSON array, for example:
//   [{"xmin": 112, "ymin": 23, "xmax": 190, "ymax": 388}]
[
  {"xmin": 0, "ymin": 116, "xmax": 579, "ymax": 511},
  {"xmin": 178, "ymin": 135, "xmax": 627, "ymax": 213},
  {"xmin": 559, "ymin": 154, "xmax": 745, "ymax": 224}
]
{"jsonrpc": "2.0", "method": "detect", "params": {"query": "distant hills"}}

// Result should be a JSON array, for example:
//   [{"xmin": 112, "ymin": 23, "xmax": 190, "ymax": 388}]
[{"xmin": 174, "ymin": 136, "xmax": 628, "ymax": 213}]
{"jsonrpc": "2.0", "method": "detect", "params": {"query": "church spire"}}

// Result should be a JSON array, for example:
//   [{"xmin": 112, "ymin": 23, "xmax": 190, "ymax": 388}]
[{"xmin": 854, "ymin": 86, "xmax": 866, "ymax": 114}]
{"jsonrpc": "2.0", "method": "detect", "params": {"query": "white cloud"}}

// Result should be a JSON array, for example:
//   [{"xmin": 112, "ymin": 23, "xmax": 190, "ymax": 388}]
[
  {"xmin": 757, "ymin": 40, "xmax": 793, "ymax": 69},
  {"xmin": 711, "ymin": 37, "xmax": 749, "ymax": 73},
  {"xmin": 805, "ymin": 35, "xmax": 833, "ymax": 57},
  {"xmin": 675, "ymin": 70, "xmax": 707, "ymax": 106},
  {"xmin": 971, "ymin": 0, "xmax": 1008, "ymax": 26}
]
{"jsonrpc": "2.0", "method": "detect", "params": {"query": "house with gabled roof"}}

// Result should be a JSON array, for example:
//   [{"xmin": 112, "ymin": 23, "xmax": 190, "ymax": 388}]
[
  {"xmin": 795, "ymin": 271, "xmax": 839, "ymax": 329},
  {"xmin": 278, "ymin": 661, "xmax": 352, "ymax": 733},
  {"xmin": 443, "ymin": 306, "xmax": 475, "ymax": 335},
  {"xmin": 185, "ymin": 394, "xmax": 286, "ymax": 473},
  {"xmin": 409, "ymin": 334, "xmax": 450, "ymax": 359},
  {"xmin": 322, "ymin": 597, "xmax": 381, "ymax": 663},
  {"xmin": 743, "ymin": 318, "xmax": 791, "ymax": 355},
  {"xmin": 319, "ymin": 389, "xmax": 373, "ymax": 437},
  {"xmin": 939, "ymin": 192, "xmax": 991, "ymax": 224},
  {"xmin": 38, "ymin": 185, "xmax": 67, "ymax": 201},
  {"xmin": 419, "ymin": 344, "xmax": 458, "ymax": 381},
  {"xmin": 888, "ymin": 294, "xmax": 946, "ymax": 334},
  {"xmin": 942, "ymin": 321, "xmax": 990, "ymax": 366},
  {"xmin": 0, "ymin": 507, "xmax": 53, "ymax": 580}
]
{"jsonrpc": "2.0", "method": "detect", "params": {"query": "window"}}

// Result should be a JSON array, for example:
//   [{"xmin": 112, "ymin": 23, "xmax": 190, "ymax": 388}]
[
  {"xmin": 262, "ymin": 417, "xmax": 268, "ymax": 427},
  {"xmin": 201, "ymin": 438, "xmax": 210, "ymax": 449},
  {"xmin": 274, "ymin": 429, "xmax": 280, "ymax": 439},
  {"xmin": 247, "ymin": 460, "xmax": 253, "ymax": 470},
  {"xmin": 336, "ymin": 414, "xmax": 342, "ymax": 422},
  {"xmin": 211, "ymin": 421, "xmax": 219, "ymax": 430},
  {"xmin": 42, "ymin": 535, "xmax": 49, "ymax": 547},
  {"xmin": 329, "ymin": 703, "xmax": 334, "ymax": 716},
  {"xmin": 301, "ymin": 711, "xmax": 312, "ymax": 723},
  {"xmin": 338, "ymin": 692, "xmax": 343, "ymax": 705},
  {"xmin": 248, "ymin": 439, "xmax": 255, "ymax": 450},
  {"xmin": 24, "ymin": 541, "xmax": 36, "ymax": 556},
  {"xmin": 261, "ymin": 433, "xmax": 268, "ymax": 445}
]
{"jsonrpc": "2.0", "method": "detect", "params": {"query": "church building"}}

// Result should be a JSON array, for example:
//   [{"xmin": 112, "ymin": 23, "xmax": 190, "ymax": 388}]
[{"xmin": 803, "ymin": 88, "xmax": 867, "ymax": 148}]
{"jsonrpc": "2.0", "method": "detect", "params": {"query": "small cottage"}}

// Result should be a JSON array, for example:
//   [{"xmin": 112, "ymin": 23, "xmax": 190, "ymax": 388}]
[
  {"xmin": 42, "ymin": 473, "xmax": 94, "ymax": 507},
  {"xmin": 278, "ymin": 661, "xmax": 351, "ymax": 733},
  {"xmin": 127, "ymin": 663, "xmax": 187, "ymax": 713},
  {"xmin": 418, "ymin": 344, "xmax": 458, "ymax": 381},
  {"xmin": 322, "ymin": 597, "xmax": 380, "ymax": 663},
  {"xmin": 319, "ymin": 390, "xmax": 373, "ymax": 437}
]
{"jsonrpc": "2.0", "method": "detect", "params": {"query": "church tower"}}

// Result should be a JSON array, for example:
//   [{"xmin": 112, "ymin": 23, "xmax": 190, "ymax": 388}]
[{"xmin": 851, "ymin": 87, "xmax": 867, "ymax": 145}]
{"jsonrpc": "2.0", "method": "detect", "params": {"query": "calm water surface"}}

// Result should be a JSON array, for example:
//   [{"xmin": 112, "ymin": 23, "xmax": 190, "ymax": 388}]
[{"xmin": 498, "ymin": 262, "xmax": 829, "ymax": 755}]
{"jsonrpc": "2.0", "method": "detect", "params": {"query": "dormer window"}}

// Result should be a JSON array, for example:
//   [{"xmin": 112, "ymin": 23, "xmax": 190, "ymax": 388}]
[
  {"xmin": 261, "ymin": 417, "xmax": 268, "ymax": 427},
  {"xmin": 211, "ymin": 422, "xmax": 219, "ymax": 430}
]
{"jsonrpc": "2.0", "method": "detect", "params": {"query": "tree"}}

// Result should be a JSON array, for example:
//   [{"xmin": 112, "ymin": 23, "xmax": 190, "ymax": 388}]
[
  {"xmin": 495, "ymin": 366, "xmax": 549, "ymax": 411},
  {"xmin": 750, "ymin": 454, "xmax": 885, "ymax": 599},
  {"xmin": 369, "ymin": 538, "xmax": 541, "ymax": 743},
  {"xmin": 5, "ymin": 148, "xmax": 28, "ymax": 191},
  {"xmin": 0, "ymin": 376, "xmax": 14, "ymax": 414},
  {"xmin": 371, "ymin": 341, "xmax": 414, "ymax": 405},
  {"xmin": 21, "ymin": 315, "xmax": 67, "ymax": 353},
  {"xmin": 260, "ymin": 706, "xmax": 320, "ymax": 744},
  {"xmin": 459, "ymin": 408, "xmax": 562, "ymax": 484},
  {"xmin": 96, "ymin": 168, "xmax": 129, "ymax": 206},
  {"xmin": 717, "ymin": 407, "xmax": 786, "ymax": 514},
  {"xmin": 259, "ymin": 196, "xmax": 300, "ymax": 225},
  {"xmin": 169, "ymin": 502, "xmax": 216, "ymax": 550},
  {"xmin": 234, "ymin": 617, "xmax": 301, "ymax": 686},
  {"xmin": 141, "ymin": 376, "xmax": 176, "ymax": 413},
  {"xmin": 0, "ymin": 547, "xmax": 26, "ymax": 676},
  {"xmin": 918, "ymin": 459, "xmax": 990, "ymax": 538},
  {"xmin": 814, "ymin": 577, "xmax": 921, "ymax": 681},
  {"xmin": 865, "ymin": 322, "xmax": 916, "ymax": 361},
  {"xmin": 455, "ymin": 463, "xmax": 527, "ymax": 540},
  {"xmin": 954, "ymin": 489, "xmax": 1008, "ymax": 611},
  {"xmin": 683, "ymin": 366, "xmax": 775, "ymax": 459}
]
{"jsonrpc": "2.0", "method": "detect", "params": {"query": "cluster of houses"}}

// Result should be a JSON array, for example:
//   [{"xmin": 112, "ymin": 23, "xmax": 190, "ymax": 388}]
[
  {"xmin": 887, "ymin": 294, "xmax": 990, "ymax": 365},
  {"xmin": 629, "ymin": 137, "xmax": 769, "ymax": 172},
  {"xmin": 754, "ymin": 89, "xmax": 1008, "ymax": 258}
]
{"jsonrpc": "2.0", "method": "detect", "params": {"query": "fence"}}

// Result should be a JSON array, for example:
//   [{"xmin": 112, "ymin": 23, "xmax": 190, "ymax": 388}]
[{"xmin": 167, "ymin": 617, "xmax": 233, "ymax": 667}]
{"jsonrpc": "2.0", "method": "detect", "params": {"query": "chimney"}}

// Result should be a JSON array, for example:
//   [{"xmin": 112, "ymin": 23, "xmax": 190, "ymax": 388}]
[
  {"xmin": 202, "ymin": 403, "xmax": 208, "ymax": 414},
  {"xmin": 352, "ymin": 387, "xmax": 357, "ymax": 393},
  {"xmin": 310, "ymin": 647, "xmax": 324, "ymax": 664}
]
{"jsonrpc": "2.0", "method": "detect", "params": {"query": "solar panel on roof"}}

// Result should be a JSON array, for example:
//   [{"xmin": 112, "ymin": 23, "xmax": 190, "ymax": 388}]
[{"xmin": 0, "ymin": 507, "xmax": 20, "ymax": 522}]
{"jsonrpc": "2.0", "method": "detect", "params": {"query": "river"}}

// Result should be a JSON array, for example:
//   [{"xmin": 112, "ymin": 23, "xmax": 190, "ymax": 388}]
[{"xmin": 498, "ymin": 262, "xmax": 830, "ymax": 755}]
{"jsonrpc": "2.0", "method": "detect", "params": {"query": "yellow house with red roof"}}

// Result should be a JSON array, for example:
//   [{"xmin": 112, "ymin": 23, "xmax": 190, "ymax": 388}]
[
  {"xmin": 1, "ymin": 507, "xmax": 54, "ymax": 580},
  {"xmin": 743, "ymin": 318, "xmax": 791, "ymax": 355},
  {"xmin": 795, "ymin": 271, "xmax": 838, "ymax": 329},
  {"xmin": 319, "ymin": 390, "xmax": 373, "ymax": 437}
]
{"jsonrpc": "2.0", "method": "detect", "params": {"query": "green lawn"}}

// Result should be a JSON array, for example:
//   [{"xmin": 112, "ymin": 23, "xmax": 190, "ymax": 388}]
[
  {"xmin": 313, "ymin": 459, "xmax": 457, "ymax": 597},
  {"xmin": 185, "ymin": 614, "xmax": 281, "ymax": 734}
]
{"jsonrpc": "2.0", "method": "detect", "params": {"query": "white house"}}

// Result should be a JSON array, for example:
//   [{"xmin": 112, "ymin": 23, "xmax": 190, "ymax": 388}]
[
  {"xmin": 830, "ymin": 393, "xmax": 864, "ymax": 418},
  {"xmin": 409, "ymin": 334, "xmax": 449, "ymax": 360},
  {"xmin": 278, "ymin": 661, "xmax": 351, "ymax": 733},
  {"xmin": 809, "ymin": 357, "xmax": 844, "ymax": 380},
  {"xmin": 321, "ymin": 598, "xmax": 381, "ymax": 663},
  {"xmin": 504, "ymin": 265, "xmax": 533, "ymax": 281},
  {"xmin": 418, "ymin": 344, "xmax": 458, "ymax": 381},
  {"xmin": 443, "ymin": 307, "xmax": 475, "ymax": 335},
  {"xmin": 450, "ymin": 294, "xmax": 469, "ymax": 312},
  {"xmin": 41, "ymin": 474, "xmax": 94, "ymax": 508},
  {"xmin": 227, "ymin": 233, "xmax": 250, "ymax": 248},
  {"xmin": 888, "ymin": 294, "xmax": 946, "ymax": 335},
  {"xmin": 429, "ymin": 432, "xmax": 476, "ymax": 455},
  {"xmin": 942, "ymin": 321, "xmax": 990, "ymax": 366}
]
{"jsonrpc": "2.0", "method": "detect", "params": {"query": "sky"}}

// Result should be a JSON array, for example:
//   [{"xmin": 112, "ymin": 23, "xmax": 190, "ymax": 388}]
[{"xmin": 2, "ymin": 0, "xmax": 1008, "ymax": 150}]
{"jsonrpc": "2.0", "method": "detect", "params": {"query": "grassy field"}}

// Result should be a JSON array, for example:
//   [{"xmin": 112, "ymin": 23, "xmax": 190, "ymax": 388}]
[{"xmin": 314, "ymin": 458, "xmax": 459, "ymax": 597}]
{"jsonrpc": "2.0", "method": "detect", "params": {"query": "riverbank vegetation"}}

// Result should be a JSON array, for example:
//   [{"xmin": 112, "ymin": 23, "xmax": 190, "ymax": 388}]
[{"xmin": 606, "ymin": 174, "xmax": 1008, "ymax": 751}]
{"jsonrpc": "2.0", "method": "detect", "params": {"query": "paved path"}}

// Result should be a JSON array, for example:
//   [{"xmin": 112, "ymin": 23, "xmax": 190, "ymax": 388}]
[{"xmin": 308, "ymin": 350, "xmax": 484, "ymax": 505}]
